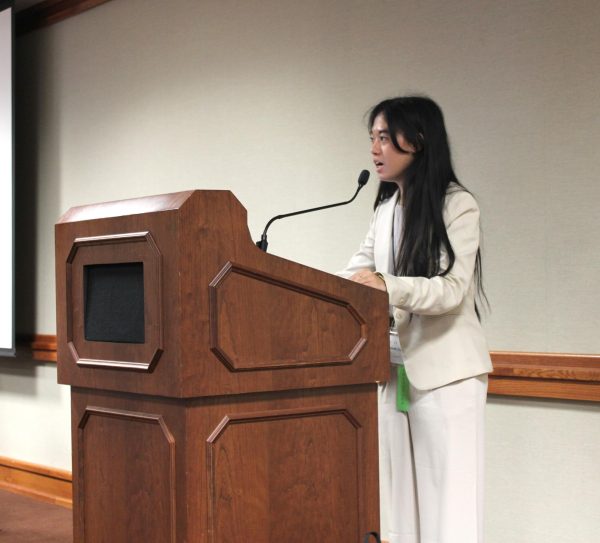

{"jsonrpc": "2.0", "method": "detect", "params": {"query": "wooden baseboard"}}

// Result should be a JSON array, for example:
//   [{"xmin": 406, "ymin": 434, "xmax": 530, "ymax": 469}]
[{"xmin": 0, "ymin": 456, "xmax": 72, "ymax": 508}]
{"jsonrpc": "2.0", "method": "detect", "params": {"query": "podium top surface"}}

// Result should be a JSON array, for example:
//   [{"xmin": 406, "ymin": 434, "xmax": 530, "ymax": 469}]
[{"xmin": 57, "ymin": 189, "xmax": 235, "ymax": 224}]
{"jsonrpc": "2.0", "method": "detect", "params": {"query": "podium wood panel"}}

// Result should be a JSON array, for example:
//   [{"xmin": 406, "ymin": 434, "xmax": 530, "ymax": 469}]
[
  {"xmin": 57, "ymin": 190, "xmax": 388, "ymax": 542},
  {"xmin": 77, "ymin": 406, "xmax": 176, "ymax": 542},
  {"xmin": 71, "ymin": 384, "xmax": 379, "ymax": 543},
  {"xmin": 206, "ymin": 408, "xmax": 362, "ymax": 542},
  {"xmin": 209, "ymin": 262, "xmax": 366, "ymax": 370},
  {"xmin": 56, "ymin": 191, "xmax": 389, "ymax": 398}
]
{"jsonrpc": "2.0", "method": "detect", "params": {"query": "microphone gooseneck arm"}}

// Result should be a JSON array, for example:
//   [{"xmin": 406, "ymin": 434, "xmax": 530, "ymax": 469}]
[{"xmin": 256, "ymin": 169, "xmax": 370, "ymax": 252}]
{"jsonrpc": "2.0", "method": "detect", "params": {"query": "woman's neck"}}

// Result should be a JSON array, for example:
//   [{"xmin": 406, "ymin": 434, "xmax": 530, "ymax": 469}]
[{"xmin": 395, "ymin": 180, "xmax": 404, "ymax": 202}]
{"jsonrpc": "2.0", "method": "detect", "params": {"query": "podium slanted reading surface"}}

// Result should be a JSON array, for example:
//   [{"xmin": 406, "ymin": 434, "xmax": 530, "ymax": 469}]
[{"xmin": 55, "ymin": 190, "xmax": 389, "ymax": 543}]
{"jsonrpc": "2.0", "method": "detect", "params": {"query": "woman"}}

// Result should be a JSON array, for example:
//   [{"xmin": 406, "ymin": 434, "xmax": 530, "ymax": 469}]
[{"xmin": 339, "ymin": 96, "xmax": 492, "ymax": 543}]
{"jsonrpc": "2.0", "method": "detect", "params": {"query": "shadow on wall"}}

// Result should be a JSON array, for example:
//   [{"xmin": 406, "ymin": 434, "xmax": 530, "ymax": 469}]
[
  {"xmin": 14, "ymin": 31, "xmax": 44, "ymax": 336},
  {"xmin": 0, "ymin": 354, "xmax": 38, "ymax": 393},
  {"xmin": 1, "ymin": 30, "xmax": 61, "ymax": 395}
]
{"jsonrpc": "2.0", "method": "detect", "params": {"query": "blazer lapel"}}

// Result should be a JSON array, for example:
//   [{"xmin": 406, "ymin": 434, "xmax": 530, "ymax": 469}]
[{"xmin": 374, "ymin": 190, "xmax": 400, "ymax": 274}]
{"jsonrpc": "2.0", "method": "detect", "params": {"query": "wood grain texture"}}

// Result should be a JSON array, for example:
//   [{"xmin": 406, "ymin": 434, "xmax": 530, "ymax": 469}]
[
  {"xmin": 57, "ymin": 190, "xmax": 386, "ymax": 542},
  {"xmin": 55, "ymin": 190, "xmax": 390, "ymax": 398},
  {"xmin": 488, "ymin": 376, "xmax": 599, "ymax": 402},
  {"xmin": 209, "ymin": 262, "xmax": 367, "ymax": 370},
  {"xmin": 16, "ymin": 334, "xmax": 57, "ymax": 362},
  {"xmin": 490, "ymin": 351, "xmax": 600, "ymax": 380},
  {"xmin": 75, "ymin": 405, "xmax": 176, "ymax": 542},
  {"xmin": 20, "ymin": 344, "xmax": 599, "ymax": 401},
  {"xmin": 206, "ymin": 407, "xmax": 363, "ymax": 542},
  {"xmin": 70, "ymin": 384, "xmax": 380, "ymax": 543},
  {"xmin": 15, "ymin": 0, "xmax": 113, "ymax": 35},
  {"xmin": 0, "ymin": 456, "xmax": 72, "ymax": 508},
  {"xmin": 65, "ymin": 231, "xmax": 163, "ymax": 371},
  {"xmin": 489, "ymin": 351, "xmax": 600, "ymax": 402},
  {"xmin": 17, "ymin": 344, "xmax": 599, "ymax": 403}
]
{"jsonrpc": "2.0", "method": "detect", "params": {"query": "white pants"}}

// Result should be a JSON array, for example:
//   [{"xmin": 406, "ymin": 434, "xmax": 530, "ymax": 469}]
[{"xmin": 378, "ymin": 367, "xmax": 488, "ymax": 543}]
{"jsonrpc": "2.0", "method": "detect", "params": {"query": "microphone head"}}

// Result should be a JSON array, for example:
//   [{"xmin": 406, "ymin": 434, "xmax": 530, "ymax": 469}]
[{"xmin": 358, "ymin": 169, "xmax": 370, "ymax": 187}]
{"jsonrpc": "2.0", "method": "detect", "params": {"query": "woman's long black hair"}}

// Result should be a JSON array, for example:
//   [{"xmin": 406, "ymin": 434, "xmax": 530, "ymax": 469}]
[{"xmin": 369, "ymin": 96, "xmax": 487, "ymax": 316}]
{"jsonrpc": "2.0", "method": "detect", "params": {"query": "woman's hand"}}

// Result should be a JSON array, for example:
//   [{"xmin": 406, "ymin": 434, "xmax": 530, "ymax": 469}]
[{"xmin": 349, "ymin": 269, "xmax": 387, "ymax": 292}]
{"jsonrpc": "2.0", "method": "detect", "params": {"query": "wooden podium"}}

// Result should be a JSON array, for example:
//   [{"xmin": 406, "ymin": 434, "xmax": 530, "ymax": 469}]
[{"xmin": 55, "ymin": 190, "xmax": 389, "ymax": 542}]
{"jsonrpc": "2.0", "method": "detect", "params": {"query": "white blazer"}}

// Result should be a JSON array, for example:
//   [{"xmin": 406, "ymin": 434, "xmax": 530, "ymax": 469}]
[{"xmin": 339, "ymin": 188, "xmax": 493, "ymax": 390}]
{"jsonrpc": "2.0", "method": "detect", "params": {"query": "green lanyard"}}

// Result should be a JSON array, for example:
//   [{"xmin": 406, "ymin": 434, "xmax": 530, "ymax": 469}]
[
  {"xmin": 391, "ymin": 201, "xmax": 409, "ymax": 412},
  {"xmin": 396, "ymin": 365, "xmax": 410, "ymax": 413}
]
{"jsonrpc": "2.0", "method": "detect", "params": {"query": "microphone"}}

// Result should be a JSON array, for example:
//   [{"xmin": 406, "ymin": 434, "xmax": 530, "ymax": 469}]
[{"xmin": 256, "ymin": 169, "xmax": 370, "ymax": 252}]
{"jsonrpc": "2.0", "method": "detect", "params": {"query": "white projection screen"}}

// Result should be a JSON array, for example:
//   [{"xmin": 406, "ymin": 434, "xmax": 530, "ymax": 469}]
[{"xmin": 0, "ymin": 1, "xmax": 14, "ymax": 356}]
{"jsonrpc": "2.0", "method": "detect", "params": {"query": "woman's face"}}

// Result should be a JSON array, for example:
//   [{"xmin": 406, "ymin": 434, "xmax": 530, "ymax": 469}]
[{"xmin": 370, "ymin": 113, "xmax": 416, "ymax": 185}]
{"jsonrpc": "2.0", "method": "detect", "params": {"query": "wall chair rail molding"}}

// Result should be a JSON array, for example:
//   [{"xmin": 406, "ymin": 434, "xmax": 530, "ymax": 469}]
[
  {"xmin": 16, "ymin": 333, "xmax": 57, "ymax": 361},
  {"xmin": 24, "ymin": 334, "xmax": 600, "ymax": 402},
  {"xmin": 489, "ymin": 351, "xmax": 600, "ymax": 402},
  {"xmin": 15, "ymin": 0, "xmax": 113, "ymax": 35}
]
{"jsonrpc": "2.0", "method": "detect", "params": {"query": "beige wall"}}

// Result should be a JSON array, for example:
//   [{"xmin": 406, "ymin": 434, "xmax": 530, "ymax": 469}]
[
  {"xmin": 1, "ymin": 1, "xmax": 599, "ymax": 541},
  {"xmin": 486, "ymin": 396, "xmax": 599, "ymax": 542},
  {"xmin": 13, "ymin": 0, "xmax": 600, "ymax": 352}
]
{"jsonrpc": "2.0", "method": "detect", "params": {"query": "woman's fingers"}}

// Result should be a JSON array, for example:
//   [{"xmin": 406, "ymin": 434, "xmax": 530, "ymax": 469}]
[{"xmin": 349, "ymin": 270, "xmax": 387, "ymax": 291}]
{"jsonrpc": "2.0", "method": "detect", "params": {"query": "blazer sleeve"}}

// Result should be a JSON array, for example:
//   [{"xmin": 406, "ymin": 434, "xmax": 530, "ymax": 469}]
[
  {"xmin": 336, "ymin": 211, "xmax": 377, "ymax": 279},
  {"xmin": 378, "ymin": 190, "xmax": 480, "ymax": 315}
]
